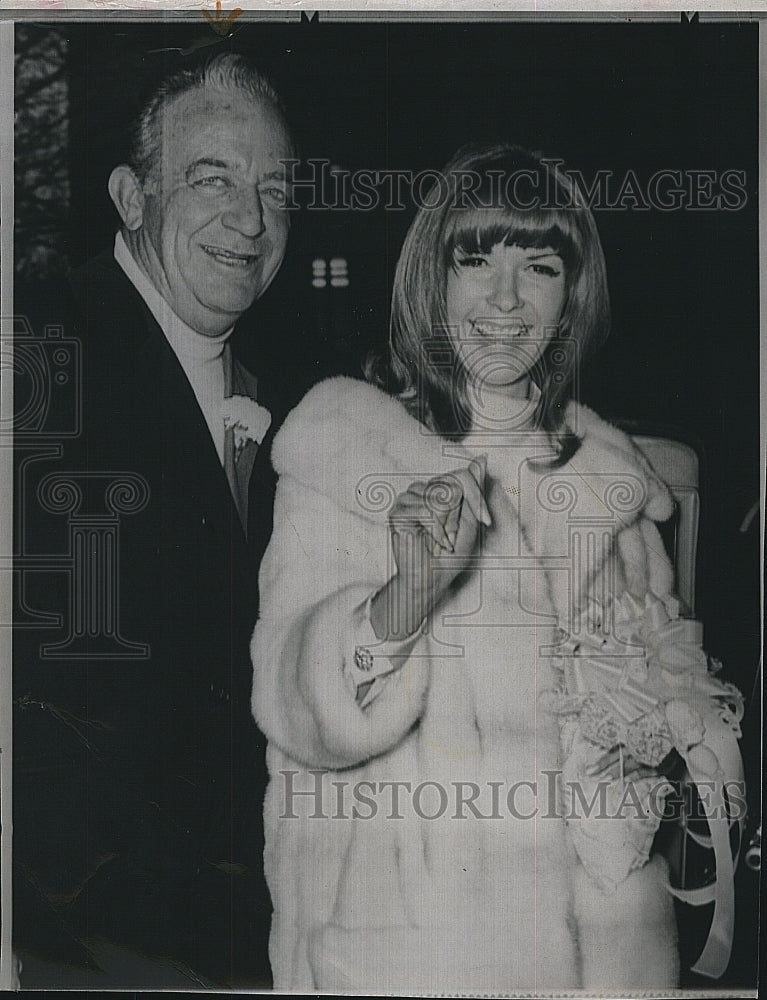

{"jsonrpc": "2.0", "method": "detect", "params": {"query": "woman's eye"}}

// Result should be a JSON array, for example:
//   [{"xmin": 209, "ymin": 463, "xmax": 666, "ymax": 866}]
[
  {"xmin": 455, "ymin": 254, "xmax": 488, "ymax": 269},
  {"xmin": 528, "ymin": 263, "xmax": 562, "ymax": 278}
]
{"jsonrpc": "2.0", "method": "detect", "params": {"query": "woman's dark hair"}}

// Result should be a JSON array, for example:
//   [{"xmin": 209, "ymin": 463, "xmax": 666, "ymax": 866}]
[{"xmin": 380, "ymin": 143, "xmax": 610, "ymax": 460}]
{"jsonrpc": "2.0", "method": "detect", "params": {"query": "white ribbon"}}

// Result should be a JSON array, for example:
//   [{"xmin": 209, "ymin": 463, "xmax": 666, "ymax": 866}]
[{"xmin": 552, "ymin": 591, "xmax": 746, "ymax": 979}]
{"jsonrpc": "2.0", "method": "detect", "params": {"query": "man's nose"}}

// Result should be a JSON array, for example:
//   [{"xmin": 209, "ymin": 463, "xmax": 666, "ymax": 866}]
[
  {"xmin": 222, "ymin": 186, "xmax": 265, "ymax": 239},
  {"xmin": 487, "ymin": 268, "xmax": 521, "ymax": 311}
]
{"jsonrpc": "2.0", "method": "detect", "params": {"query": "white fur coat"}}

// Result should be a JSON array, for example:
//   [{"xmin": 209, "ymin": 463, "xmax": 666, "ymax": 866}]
[{"xmin": 251, "ymin": 376, "xmax": 680, "ymax": 992}]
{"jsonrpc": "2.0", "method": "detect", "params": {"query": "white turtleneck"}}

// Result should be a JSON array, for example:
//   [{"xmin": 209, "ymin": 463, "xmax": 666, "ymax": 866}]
[{"xmin": 114, "ymin": 232, "xmax": 231, "ymax": 464}]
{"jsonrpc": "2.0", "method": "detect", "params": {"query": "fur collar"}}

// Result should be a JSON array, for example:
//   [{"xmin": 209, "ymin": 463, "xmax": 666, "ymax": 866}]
[{"xmin": 272, "ymin": 376, "xmax": 673, "ymax": 526}]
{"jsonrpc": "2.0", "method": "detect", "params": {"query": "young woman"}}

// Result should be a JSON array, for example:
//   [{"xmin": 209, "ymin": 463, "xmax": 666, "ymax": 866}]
[{"xmin": 251, "ymin": 144, "xmax": 743, "ymax": 991}]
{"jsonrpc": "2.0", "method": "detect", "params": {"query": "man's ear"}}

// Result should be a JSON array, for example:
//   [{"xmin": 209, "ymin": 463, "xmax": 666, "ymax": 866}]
[{"xmin": 108, "ymin": 165, "xmax": 145, "ymax": 231}]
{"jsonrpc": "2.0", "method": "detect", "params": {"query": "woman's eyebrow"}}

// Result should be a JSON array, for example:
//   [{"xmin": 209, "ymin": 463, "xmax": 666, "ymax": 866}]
[{"xmin": 526, "ymin": 249, "xmax": 563, "ymax": 260}]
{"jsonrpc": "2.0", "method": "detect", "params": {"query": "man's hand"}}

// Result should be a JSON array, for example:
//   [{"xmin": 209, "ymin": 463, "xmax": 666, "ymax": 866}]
[{"xmin": 369, "ymin": 457, "xmax": 491, "ymax": 641}]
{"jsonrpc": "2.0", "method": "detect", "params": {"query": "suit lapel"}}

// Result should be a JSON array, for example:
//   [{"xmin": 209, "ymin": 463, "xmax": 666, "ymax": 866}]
[
  {"xmin": 87, "ymin": 250, "xmax": 270, "ymax": 548},
  {"xmin": 222, "ymin": 344, "xmax": 243, "ymax": 527},
  {"xmin": 97, "ymin": 263, "xmax": 248, "ymax": 551},
  {"xmin": 225, "ymin": 346, "xmax": 263, "ymax": 537}
]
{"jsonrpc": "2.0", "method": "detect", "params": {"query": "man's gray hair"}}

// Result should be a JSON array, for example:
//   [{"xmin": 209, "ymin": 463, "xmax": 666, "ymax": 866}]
[{"xmin": 129, "ymin": 53, "xmax": 291, "ymax": 182}]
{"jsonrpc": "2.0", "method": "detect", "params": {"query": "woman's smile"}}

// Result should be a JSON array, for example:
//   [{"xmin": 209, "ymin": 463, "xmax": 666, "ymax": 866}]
[
  {"xmin": 469, "ymin": 319, "xmax": 533, "ymax": 338},
  {"xmin": 446, "ymin": 241, "xmax": 567, "ymax": 394}
]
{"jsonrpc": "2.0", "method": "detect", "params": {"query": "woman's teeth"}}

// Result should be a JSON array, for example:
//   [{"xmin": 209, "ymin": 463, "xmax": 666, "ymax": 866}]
[{"xmin": 471, "ymin": 321, "xmax": 530, "ymax": 338}]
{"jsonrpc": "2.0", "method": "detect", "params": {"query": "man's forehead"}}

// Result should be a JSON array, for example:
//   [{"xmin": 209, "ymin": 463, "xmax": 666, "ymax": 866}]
[
  {"xmin": 164, "ymin": 85, "xmax": 257, "ymax": 119},
  {"xmin": 158, "ymin": 87, "xmax": 291, "ymax": 164}
]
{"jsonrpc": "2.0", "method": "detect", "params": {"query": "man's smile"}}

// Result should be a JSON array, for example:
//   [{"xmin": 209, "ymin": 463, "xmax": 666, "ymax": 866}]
[{"xmin": 201, "ymin": 244, "xmax": 259, "ymax": 267}]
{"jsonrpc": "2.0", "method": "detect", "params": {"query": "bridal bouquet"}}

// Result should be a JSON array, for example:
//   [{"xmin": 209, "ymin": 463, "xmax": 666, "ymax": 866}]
[{"xmin": 541, "ymin": 591, "xmax": 745, "ymax": 978}]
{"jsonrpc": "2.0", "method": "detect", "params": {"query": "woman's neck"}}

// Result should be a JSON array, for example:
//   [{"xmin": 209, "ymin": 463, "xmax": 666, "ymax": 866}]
[{"xmin": 466, "ymin": 377, "xmax": 541, "ymax": 434}]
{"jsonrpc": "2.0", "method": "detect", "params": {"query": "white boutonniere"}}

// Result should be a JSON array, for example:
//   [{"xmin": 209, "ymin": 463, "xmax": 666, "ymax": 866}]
[{"xmin": 221, "ymin": 395, "xmax": 272, "ymax": 461}]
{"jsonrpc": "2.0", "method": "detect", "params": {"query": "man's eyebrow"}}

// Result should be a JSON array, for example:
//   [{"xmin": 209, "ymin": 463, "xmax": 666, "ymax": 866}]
[
  {"xmin": 184, "ymin": 160, "xmax": 289, "ymax": 183},
  {"xmin": 261, "ymin": 169, "xmax": 289, "ymax": 183},
  {"xmin": 185, "ymin": 157, "xmax": 230, "ymax": 180}
]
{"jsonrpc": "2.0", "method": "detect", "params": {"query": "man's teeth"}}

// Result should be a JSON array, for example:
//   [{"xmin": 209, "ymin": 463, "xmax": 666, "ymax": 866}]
[{"xmin": 202, "ymin": 246, "xmax": 256, "ymax": 267}]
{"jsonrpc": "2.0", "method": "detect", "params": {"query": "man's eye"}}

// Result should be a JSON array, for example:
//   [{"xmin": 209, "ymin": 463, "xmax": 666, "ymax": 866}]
[
  {"xmin": 193, "ymin": 175, "xmax": 229, "ymax": 189},
  {"xmin": 261, "ymin": 185, "xmax": 287, "ymax": 205}
]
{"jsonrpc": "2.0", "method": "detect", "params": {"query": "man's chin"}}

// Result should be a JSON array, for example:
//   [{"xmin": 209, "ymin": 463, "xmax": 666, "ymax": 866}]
[
  {"xmin": 195, "ymin": 290, "xmax": 260, "ymax": 326},
  {"xmin": 209, "ymin": 293, "xmax": 259, "ymax": 314}
]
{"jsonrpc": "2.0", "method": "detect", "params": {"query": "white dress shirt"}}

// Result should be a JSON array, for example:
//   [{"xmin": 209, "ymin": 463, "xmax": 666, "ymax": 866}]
[{"xmin": 114, "ymin": 232, "xmax": 231, "ymax": 464}]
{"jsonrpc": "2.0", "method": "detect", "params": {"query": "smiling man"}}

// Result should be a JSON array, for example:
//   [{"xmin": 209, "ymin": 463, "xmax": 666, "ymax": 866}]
[
  {"xmin": 13, "ymin": 55, "xmax": 296, "ymax": 989},
  {"xmin": 109, "ymin": 72, "xmax": 291, "ymax": 338}
]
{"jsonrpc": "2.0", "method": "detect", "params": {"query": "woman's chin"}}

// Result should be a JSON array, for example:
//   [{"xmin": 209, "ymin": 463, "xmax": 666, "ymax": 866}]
[{"xmin": 469, "ymin": 374, "xmax": 532, "ymax": 395}]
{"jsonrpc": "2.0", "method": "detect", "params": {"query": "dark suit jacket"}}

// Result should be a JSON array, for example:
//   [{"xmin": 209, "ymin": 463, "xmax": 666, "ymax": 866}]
[{"xmin": 13, "ymin": 252, "xmax": 297, "ymax": 986}]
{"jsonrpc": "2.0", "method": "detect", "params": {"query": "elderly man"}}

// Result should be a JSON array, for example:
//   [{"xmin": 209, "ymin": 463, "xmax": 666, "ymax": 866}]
[{"xmin": 13, "ymin": 54, "xmax": 296, "ymax": 988}]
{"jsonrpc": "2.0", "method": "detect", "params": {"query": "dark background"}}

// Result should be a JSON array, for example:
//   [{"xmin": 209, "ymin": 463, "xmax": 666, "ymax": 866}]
[
  {"xmin": 14, "ymin": 15, "xmax": 761, "ymax": 987},
  {"xmin": 17, "ymin": 16, "xmax": 759, "ymax": 695}
]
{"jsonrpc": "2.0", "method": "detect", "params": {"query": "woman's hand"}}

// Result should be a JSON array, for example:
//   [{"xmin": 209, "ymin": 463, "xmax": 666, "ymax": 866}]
[{"xmin": 369, "ymin": 456, "xmax": 491, "ymax": 641}]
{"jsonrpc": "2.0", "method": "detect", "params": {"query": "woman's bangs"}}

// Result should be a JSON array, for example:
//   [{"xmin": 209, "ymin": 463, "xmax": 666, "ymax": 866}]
[{"xmin": 445, "ymin": 204, "xmax": 580, "ymax": 270}]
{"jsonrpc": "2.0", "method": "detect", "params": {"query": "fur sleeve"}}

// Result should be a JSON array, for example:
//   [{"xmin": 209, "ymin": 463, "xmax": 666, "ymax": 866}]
[
  {"xmin": 251, "ymin": 450, "xmax": 429, "ymax": 770},
  {"xmin": 614, "ymin": 516, "xmax": 675, "ymax": 605}
]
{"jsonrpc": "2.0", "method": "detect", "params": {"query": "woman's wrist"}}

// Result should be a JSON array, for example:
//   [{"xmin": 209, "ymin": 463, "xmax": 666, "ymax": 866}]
[
  {"xmin": 369, "ymin": 575, "xmax": 427, "ymax": 641},
  {"xmin": 351, "ymin": 589, "xmax": 426, "ymax": 709}
]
